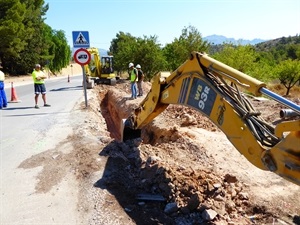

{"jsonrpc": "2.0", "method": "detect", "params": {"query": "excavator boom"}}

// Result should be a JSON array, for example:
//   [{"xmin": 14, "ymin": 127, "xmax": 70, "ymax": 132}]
[{"xmin": 122, "ymin": 51, "xmax": 300, "ymax": 186}]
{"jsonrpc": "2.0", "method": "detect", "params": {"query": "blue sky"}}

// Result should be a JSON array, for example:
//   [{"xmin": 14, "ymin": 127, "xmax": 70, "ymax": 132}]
[{"xmin": 45, "ymin": 0, "xmax": 300, "ymax": 50}]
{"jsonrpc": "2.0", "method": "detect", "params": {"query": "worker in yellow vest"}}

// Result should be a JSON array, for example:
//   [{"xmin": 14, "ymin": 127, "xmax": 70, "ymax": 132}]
[
  {"xmin": 128, "ymin": 62, "xmax": 138, "ymax": 99},
  {"xmin": 32, "ymin": 64, "xmax": 51, "ymax": 109}
]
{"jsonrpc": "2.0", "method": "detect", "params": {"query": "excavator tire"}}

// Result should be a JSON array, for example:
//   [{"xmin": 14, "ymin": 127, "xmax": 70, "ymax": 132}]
[
  {"xmin": 94, "ymin": 78, "xmax": 116, "ymax": 86},
  {"xmin": 87, "ymin": 79, "xmax": 94, "ymax": 89},
  {"xmin": 109, "ymin": 78, "xmax": 117, "ymax": 85}
]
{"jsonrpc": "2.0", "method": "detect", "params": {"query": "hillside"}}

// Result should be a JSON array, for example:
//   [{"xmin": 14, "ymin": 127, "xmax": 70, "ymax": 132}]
[{"xmin": 255, "ymin": 35, "xmax": 300, "ymax": 51}]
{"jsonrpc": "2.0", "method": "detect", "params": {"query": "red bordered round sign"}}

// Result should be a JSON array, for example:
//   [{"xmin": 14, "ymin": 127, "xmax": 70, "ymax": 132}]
[{"xmin": 74, "ymin": 48, "xmax": 91, "ymax": 65}]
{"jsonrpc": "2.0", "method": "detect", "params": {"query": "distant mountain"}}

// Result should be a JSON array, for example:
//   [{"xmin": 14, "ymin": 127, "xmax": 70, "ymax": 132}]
[{"xmin": 203, "ymin": 35, "xmax": 267, "ymax": 45}]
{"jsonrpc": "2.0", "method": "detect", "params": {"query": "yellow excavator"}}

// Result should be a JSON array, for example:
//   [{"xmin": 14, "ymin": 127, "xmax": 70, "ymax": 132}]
[
  {"xmin": 84, "ymin": 47, "xmax": 117, "ymax": 85},
  {"xmin": 122, "ymin": 51, "xmax": 300, "ymax": 186}
]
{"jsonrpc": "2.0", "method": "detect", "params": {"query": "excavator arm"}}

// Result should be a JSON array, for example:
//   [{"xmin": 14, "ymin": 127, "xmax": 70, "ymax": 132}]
[
  {"xmin": 122, "ymin": 51, "xmax": 300, "ymax": 186},
  {"xmin": 84, "ymin": 47, "xmax": 102, "ymax": 77}
]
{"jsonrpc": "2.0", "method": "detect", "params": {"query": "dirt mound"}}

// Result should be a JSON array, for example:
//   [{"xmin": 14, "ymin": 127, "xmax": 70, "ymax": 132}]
[{"xmin": 77, "ymin": 80, "xmax": 300, "ymax": 225}]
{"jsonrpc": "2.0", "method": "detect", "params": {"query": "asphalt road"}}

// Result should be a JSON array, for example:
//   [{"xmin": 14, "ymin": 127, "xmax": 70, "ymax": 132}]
[{"xmin": 0, "ymin": 74, "xmax": 86, "ymax": 224}]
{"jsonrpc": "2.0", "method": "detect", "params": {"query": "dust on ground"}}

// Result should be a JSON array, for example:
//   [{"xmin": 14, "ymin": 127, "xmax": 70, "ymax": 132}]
[{"xmin": 18, "ymin": 74, "xmax": 300, "ymax": 225}]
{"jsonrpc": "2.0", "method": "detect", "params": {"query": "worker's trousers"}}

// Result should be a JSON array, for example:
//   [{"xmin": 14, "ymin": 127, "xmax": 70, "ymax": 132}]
[
  {"xmin": 131, "ymin": 82, "xmax": 137, "ymax": 99},
  {"xmin": 0, "ymin": 81, "xmax": 8, "ymax": 108},
  {"xmin": 137, "ymin": 81, "xmax": 143, "ymax": 96}
]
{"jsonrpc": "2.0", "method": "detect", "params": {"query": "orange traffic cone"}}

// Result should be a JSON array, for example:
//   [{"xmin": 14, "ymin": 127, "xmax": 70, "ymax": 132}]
[{"xmin": 9, "ymin": 82, "xmax": 21, "ymax": 103}]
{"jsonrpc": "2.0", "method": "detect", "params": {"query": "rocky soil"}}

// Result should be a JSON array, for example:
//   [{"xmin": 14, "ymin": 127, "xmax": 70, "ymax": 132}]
[{"xmin": 71, "ymin": 79, "xmax": 300, "ymax": 225}]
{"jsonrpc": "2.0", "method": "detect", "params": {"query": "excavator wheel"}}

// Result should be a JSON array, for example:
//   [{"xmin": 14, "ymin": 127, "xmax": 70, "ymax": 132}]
[
  {"xmin": 109, "ymin": 78, "xmax": 117, "ymax": 85},
  {"xmin": 95, "ymin": 78, "xmax": 116, "ymax": 85}
]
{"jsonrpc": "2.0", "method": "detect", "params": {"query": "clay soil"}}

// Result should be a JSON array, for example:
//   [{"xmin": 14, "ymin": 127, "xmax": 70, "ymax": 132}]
[{"xmin": 71, "ymin": 79, "xmax": 300, "ymax": 225}]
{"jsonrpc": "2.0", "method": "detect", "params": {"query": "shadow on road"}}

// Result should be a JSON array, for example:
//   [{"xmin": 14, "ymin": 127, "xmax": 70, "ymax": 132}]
[
  {"xmin": 3, "ymin": 106, "xmax": 34, "ymax": 110},
  {"xmin": 50, "ymin": 85, "xmax": 82, "ymax": 92}
]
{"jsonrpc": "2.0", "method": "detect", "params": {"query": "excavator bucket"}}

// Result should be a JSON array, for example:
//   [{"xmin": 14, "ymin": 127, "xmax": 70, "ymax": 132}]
[{"xmin": 121, "ymin": 118, "xmax": 141, "ymax": 142}]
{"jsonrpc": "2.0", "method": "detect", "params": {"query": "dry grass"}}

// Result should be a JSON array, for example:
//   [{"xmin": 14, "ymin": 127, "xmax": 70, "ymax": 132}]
[{"xmin": 268, "ymin": 83, "xmax": 300, "ymax": 98}]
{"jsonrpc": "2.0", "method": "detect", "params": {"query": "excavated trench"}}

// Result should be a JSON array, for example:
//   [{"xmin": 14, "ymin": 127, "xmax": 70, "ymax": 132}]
[
  {"xmin": 99, "ymin": 89, "xmax": 125, "ymax": 141},
  {"xmin": 99, "ymin": 86, "xmax": 177, "ymax": 145}
]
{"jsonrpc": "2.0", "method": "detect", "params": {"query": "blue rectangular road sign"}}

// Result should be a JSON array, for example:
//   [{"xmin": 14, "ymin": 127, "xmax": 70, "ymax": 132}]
[{"xmin": 72, "ymin": 31, "xmax": 90, "ymax": 48}]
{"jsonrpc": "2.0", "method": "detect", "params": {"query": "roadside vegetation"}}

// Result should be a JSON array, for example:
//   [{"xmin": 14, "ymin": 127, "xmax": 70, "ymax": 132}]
[
  {"xmin": 1, "ymin": 1, "xmax": 300, "ymax": 95},
  {"xmin": 110, "ymin": 31, "xmax": 300, "ymax": 96},
  {"xmin": 0, "ymin": 0, "xmax": 71, "ymax": 75}
]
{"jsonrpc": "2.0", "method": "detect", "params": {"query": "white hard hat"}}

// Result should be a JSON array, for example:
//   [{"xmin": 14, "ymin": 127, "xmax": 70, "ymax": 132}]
[
  {"xmin": 136, "ymin": 64, "xmax": 141, "ymax": 69},
  {"xmin": 128, "ymin": 62, "xmax": 134, "ymax": 68}
]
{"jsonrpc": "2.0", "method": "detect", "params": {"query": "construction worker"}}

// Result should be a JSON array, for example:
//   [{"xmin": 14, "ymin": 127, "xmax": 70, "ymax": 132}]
[
  {"xmin": 136, "ymin": 64, "xmax": 144, "ymax": 97},
  {"xmin": 0, "ymin": 63, "xmax": 8, "ymax": 109},
  {"xmin": 128, "ymin": 62, "xmax": 138, "ymax": 99},
  {"xmin": 104, "ymin": 58, "xmax": 111, "ymax": 73},
  {"xmin": 32, "ymin": 64, "xmax": 51, "ymax": 109}
]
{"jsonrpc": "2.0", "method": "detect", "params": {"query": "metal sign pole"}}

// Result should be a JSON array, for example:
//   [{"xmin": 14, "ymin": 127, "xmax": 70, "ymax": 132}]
[
  {"xmin": 82, "ymin": 65, "xmax": 88, "ymax": 108},
  {"xmin": 73, "ymin": 48, "xmax": 91, "ymax": 109},
  {"xmin": 72, "ymin": 31, "xmax": 90, "ymax": 109}
]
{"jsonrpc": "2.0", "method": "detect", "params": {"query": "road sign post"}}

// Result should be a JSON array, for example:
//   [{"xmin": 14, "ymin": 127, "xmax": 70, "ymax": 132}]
[{"xmin": 73, "ymin": 48, "xmax": 91, "ymax": 108}]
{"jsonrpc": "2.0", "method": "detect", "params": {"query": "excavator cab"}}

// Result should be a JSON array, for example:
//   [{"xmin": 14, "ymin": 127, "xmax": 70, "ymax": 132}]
[{"xmin": 101, "ymin": 56, "xmax": 114, "ymax": 74}]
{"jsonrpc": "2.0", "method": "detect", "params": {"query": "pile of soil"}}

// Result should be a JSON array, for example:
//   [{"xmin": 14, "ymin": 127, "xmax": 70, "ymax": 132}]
[{"xmin": 74, "ymin": 79, "xmax": 300, "ymax": 225}]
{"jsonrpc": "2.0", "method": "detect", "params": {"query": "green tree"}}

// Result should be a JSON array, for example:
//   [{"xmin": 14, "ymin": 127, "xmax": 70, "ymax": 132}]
[
  {"xmin": 0, "ymin": 0, "xmax": 27, "ymax": 72},
  {"xmin": 132, "ymin": 36, "xmax": 166, "ymax": 80},
  {"xmin": 213, "ymin": 44, "xmax": 258, "ymax": 73},
  {"xmin": 110, "ymin": 32, "xmax": 165, "ymax": 80},
  {"xmin": 161, "ymin": 43, "xmax": 178, "ymax": 71},
  {"xmin": 0, "ymin": 0, "xmax": 51, "ymax": 74},
  {"xmin": 110, "ymin": 32, "xmax": 137, "ymax": 72},
  {"xmin": 48, "ymin": 30, "xmax": 71, "ymax": 73},
  {"xmin": 163, "ymin": 25, "xmax": 210, "ymax": 71},
  {"xmin": 16, "ymin": 0, "xmax": 50, "ymax": 73},
  {"xmin": 212, "ymin": 44, "xmax": 280, "ymax": 84},
  {"xmin": 40, "ymin": 24, "xmax": 55, "ymax": 65},
  {"xmin": 249, "ymin": 61, "xmax": 275, "ymax": 83},
  {"xmin": 286, "ymin": 43, "xmax": 300, "ymax": 60},
  {"xmin": 0, "ymin": 0, "xmax": 70, "ymax": 75},
  {"xmin": 273, "ymin": 59, "xmax": 300, "ymax": 95},
  {"xmin": 268, "ymin": 37, "xmax": 300, "ymax": 63}
]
